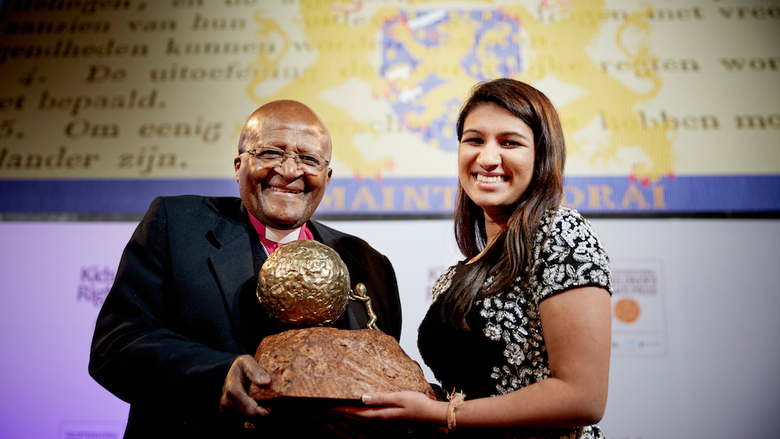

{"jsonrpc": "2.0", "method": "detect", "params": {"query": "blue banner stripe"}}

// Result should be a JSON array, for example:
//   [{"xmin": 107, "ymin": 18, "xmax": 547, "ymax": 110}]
[
  {"xmin": 0, "ymin": 179, "xmax": 239, "ymax": 214},
  {"xmin": 0, "ymin": 176, "xmax": 778, "ymax": 215}
]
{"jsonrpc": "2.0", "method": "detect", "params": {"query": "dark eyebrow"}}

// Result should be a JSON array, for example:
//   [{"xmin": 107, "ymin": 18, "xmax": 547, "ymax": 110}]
[
  {"xmin": 462, "ymin": 129, "xmax": 531, "ymax": 140},
  {"xmin": 504, "ymin": 132, "xmax": 531, "ymax": 140}
]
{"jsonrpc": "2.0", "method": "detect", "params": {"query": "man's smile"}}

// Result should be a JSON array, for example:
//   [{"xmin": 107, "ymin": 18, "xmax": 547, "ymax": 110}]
[{"xmin": 266, "ymin": 186, "xmax": 302, "ymax": 194}]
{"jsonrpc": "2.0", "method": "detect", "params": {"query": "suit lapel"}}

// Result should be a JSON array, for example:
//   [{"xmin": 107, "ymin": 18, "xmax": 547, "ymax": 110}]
[{"xmin": 206, "ymin": 206, "xmax": 255, "ymax": 323}]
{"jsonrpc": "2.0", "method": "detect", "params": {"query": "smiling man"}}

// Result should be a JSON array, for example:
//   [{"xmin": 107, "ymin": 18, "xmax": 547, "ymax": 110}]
[
  {"xmin": 235, "ymin": 100, "xmax": 332, "ymax": 231},
  {"xmin": 89, "ymin": 100, "xmax": 402, "ymax": 438}
]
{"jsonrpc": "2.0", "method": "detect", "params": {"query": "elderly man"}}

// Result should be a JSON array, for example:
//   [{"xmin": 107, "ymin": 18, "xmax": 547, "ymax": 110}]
[{"xmin": 89, "ymin": 100, "xmax": 402, "ymax": 437}]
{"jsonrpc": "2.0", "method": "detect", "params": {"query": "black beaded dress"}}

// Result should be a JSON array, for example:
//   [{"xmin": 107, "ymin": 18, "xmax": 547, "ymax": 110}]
[{"xmin": 418, "ymin": 207, "xmax": 613, "ymax": 439}]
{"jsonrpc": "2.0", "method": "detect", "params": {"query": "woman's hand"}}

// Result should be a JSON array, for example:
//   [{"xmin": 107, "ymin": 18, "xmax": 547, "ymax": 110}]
[{"xmin": 333, "ymin": 391, "xmax": 448, "ymax": 425}]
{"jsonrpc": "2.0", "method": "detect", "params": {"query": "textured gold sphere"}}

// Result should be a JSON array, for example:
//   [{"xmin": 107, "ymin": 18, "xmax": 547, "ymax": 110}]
[{"xmin": 257, "ymin": 240, "xmax": 350, "ymax": 327}]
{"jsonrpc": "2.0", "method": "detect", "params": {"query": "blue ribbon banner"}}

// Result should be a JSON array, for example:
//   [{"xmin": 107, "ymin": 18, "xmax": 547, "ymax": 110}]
[{"xmin": 1, "ymin": 176, "xmax": 778, "ymax": 215}]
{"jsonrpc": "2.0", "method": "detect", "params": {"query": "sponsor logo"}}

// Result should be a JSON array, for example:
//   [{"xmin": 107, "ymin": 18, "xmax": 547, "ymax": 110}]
[
  {"xmin": 59, "ymin": 421, "xmax": 124, "ymax": 439},
  {"xmin": 76, "ymin": 265, "xmax": 116, "ymax": 307},
  {"xmin": 611, "ymin": 261, "xmax": 667, "ymax": 357}
]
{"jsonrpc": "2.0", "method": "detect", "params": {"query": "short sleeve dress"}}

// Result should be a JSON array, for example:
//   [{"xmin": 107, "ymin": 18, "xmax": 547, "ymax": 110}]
[{"xmin": 417, "ymin": 207, "xmax": 612, "ymax": 439}]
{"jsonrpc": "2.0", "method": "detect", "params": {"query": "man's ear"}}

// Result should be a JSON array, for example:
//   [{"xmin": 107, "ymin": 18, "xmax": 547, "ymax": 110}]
[
  {"xmin": 325, "ymin": 168, "xmax": 333, "ymax": 189},
  {"xmin": 234, "ymin": 156, "xmax": 241, "ymax": 182}
]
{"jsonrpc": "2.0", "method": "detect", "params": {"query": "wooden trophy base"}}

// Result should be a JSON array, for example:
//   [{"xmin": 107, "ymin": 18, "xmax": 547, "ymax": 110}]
[{"xmin": 248, "ymin": 327, "xmax": 437, "ymax": 405}]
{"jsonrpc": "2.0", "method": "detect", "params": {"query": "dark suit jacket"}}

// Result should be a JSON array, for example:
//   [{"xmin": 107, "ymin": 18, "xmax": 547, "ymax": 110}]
[{"xmin": 88, "ymin": 195, "xmax": 402, "ymax": 438}]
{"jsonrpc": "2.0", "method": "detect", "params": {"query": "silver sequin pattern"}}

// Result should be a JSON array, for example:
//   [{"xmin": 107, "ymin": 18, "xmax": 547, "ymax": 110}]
[{"xmin": 430, "ymin": 207, "xmax": 611, "ymax": 439}]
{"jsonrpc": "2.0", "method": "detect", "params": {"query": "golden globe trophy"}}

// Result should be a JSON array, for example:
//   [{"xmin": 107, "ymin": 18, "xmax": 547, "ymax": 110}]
[{"xmin": 248, "ymin": 240, "xmax": 436, "ymax": 404}]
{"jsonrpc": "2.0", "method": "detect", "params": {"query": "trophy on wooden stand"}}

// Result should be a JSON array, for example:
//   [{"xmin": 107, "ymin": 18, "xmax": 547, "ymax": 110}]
[{"xmin": 248, "ymin": 240, "xmax": 437, "ymax": 406}]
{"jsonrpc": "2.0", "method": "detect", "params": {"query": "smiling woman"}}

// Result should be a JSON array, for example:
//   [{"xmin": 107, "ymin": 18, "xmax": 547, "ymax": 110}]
[
  {"xmin": 457, "ymin": 103, "xmax": 536, "ymax": 223},
  {"xmin": 334, "ymin": 78, "xmax": 613, "ymax": 439}
]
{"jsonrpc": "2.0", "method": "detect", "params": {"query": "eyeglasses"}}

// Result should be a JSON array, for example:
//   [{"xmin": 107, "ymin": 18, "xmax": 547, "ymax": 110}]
[{"xmin": 244, "ymin": 146, "xmax": 330, "ymax": 174}]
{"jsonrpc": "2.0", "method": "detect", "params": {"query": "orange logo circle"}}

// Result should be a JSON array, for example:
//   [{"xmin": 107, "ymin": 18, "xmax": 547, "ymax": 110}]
[{"xmin": 614, "ymin": 297, "xmax": 641, "ymax": 323}]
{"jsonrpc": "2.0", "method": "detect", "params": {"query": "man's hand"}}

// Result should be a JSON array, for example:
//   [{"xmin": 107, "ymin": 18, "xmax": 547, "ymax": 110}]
[{"xmin": 219, "ymin": 354, "xmax": 272, "ymax": 417}]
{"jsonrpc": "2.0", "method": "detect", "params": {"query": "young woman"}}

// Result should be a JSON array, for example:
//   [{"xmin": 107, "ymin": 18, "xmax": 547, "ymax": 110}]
[{"xmin": 338, "ymin": 78, "xmax": 613, "ymax": 438}]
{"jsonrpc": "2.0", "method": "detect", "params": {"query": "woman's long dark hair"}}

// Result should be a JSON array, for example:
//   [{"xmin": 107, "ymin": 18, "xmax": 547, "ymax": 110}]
[{"xmin": 440, "ymin": 78, "xmax": 567, "ymax": 330}]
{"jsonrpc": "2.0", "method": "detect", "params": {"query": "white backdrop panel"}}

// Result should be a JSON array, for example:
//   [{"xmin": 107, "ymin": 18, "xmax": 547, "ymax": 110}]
[{"xmin": 0, "ymin": 218, "xmax": 778, "ymax": 439}]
